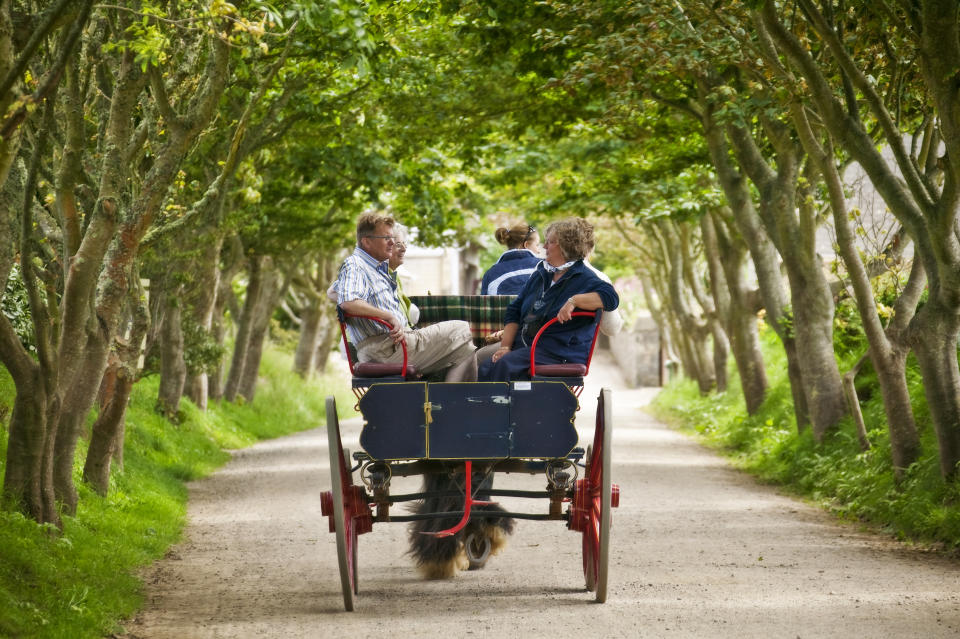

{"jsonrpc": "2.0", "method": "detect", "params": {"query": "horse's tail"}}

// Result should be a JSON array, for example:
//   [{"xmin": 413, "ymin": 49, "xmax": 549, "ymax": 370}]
[{"xmin": 407, "ymin": 466, "xmax": 514, "ymax": 579}]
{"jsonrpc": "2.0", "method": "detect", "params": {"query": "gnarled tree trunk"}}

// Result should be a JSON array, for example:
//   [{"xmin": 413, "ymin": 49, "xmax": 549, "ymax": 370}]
[
  {"xmin": 156, "ymin": 286, "xmax": 186, "ymax": 420},
  {"xmin": 702, "ymin": 209, "xmax": 768, "ymax": 413}
]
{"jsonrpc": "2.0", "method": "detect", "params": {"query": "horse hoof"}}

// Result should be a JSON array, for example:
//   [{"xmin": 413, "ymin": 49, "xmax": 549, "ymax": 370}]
[{"xmin": 465, "ymin": 532, "xmax": 492, "ymax": 569}]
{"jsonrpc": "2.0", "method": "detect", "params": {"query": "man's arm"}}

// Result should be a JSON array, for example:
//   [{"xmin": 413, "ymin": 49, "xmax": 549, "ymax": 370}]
[{"xmin": 340, "ymin": 299, "xmax": 404, "ymax": 343}]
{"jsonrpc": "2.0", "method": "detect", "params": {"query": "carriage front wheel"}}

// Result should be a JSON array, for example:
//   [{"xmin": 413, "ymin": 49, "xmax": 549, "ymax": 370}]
[
  {"xmin": 571, "ymin": 388, "xmax": 618, "ymax": 603},
  {"xmin": 320, "ymin": 396, "xmax": 369, "ymax": 611}
]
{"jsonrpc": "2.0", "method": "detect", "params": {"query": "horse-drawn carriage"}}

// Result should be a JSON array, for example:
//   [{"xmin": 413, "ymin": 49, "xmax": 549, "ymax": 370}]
[{"xmin": 320, "ymin": 295, "xmax": 619, "ymax": 611}]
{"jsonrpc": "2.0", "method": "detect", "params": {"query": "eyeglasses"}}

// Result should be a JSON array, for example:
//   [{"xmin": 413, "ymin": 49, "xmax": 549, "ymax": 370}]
[
  {"xmin": 524, "ymin": 226, "xmax": 536, "ymax": 241},
  {"xmin": 364, "ymin": 234, "xmax": 395, "ymax": 242},
  {"xmin": 394, "ymin": 241, "xmax": 406, "ymax": 249}
]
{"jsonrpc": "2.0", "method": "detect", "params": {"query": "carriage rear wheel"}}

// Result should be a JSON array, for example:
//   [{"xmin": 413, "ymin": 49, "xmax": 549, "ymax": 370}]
[
  {"xmin": 326, "ymin": 397, "xmax": 358, "ymax": 611},
  {"xmin": 579, "ymin": 388, "xmax": 612, "ymax": 603}
]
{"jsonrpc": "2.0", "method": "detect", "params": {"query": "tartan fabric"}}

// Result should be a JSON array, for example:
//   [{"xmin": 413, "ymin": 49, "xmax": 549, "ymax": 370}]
[{"xmin": 409, "ymin": 295, "xmax": 515, "ymax": 341}]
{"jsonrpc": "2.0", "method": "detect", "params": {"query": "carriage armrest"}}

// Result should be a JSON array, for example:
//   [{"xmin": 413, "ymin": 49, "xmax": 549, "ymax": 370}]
[
  {"xmin": 337, "ymin": 309, "xmax": 413, "ymax": 380},
  {"xmin": 528, "ymin": 310, "xmax": 603, "ymax": 378}
]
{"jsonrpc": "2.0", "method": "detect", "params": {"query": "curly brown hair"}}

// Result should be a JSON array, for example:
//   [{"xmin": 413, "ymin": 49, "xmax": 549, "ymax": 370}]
[{"xmin": 544, "ymin": 217, "xmax": 595, "ymax": 261}]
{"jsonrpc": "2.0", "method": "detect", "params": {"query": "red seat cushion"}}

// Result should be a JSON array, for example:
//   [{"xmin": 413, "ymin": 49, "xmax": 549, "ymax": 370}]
[
  {"xmin": 534, "ymin": 363, "xmax": 587, "ymax": 377},
  {"xmin": 353, "ymin": 362, "xmax": 419, "ymax": 378}
]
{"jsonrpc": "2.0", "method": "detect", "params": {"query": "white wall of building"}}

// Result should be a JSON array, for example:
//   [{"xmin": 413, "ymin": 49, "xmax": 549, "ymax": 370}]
[{"xmin": 397, "ymin": 246, "xmax": 461, "ymax": 295}]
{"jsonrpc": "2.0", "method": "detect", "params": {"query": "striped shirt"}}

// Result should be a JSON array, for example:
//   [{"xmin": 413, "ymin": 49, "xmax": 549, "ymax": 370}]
[{"xmin": 335, "ymin": 246, "xmax": 408, "ymax": 344}]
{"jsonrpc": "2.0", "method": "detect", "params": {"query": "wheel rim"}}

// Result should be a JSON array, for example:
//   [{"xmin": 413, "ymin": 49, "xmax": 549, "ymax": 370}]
[
  {"xmin": 582, "ymin": 445, "xmax": 598, "ymax": 592},
  {"xmin": 578, "ymin": 389, "xmax": 612, "ymax": 602},
  {"xmin": 327, "ymin": 397, "xmax": 356, "ymax": 611},
  {"xmin": 597, "ymin": 388, "xmax": 612, "ymax": 603}
]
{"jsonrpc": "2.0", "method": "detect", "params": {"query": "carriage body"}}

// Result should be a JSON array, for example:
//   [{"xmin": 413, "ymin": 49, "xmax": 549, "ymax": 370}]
[
  {"xmin": 358, "ymin": 380, "xmax": 578, "ymax": 461},
  {"xmin": 321, "ymin": 295, "xmax": 617, "ymax": 611}
]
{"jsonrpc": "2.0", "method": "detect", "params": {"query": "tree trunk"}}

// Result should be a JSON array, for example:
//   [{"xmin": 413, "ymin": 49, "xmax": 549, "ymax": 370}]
[
  {"xmin": 698, "ymin": 84, "xmax": 808, "ymax": 429},
  {"xmin": 658, "ymin": 221, "xmax": 715, "ymax": 394},
  {"xmin": 182, "ymin": 221, "xmax": 225, "ymax": 410},
  {"xmin": 82, "ymin": 354, "xmax": 133, "ymax": 494},
  {"xmin": 224, "ymin": 257, "xmax": 262, "ymax": 402},
  {"xmin": 785, "ymin": 262, "xmax": 846, "ymax": 440},
  {"xmin": 83, "ymin": 276, "xmax": 149, "ymax": 492},
  {"xmin": 293, "ymin": 303, "xmax": 322, "ymax": 378},
  {"xmin": 703, "ymin": 210, "xmax": 768, "ymax": 413},
  {"xmin": 237, "ymin": 264, "xmax": 281, "ymax": 402},
  {"xmin": 759, "ymin": 0, "xmax": 960, "ymax": 473},
  {"xmin": 208, "ymin": 235, "xmax": 244, "ymax": 400},
  {"xmin": 710, "ymin": 321, "xmax": 729, "ymax": 393},
  {"xmin": 52, "ymin": 333, "xmax": 111, "ymax": 514},
  {"xmin": 790, "ymin": 102, "xmax": 922, "ymax": 473},
  {"xmin": 724, "ymin": 108, "xmax": 846, "ymax": 441},
  {"xmin": 2, "ymin": 364, "xmax": 55, "ymax": 523},
  {"xmin": 909, "ymin": 303, "xmax": 960, "ymax": 479},
  {"xmin": 156, "ymin": 288, "xmax": 186, "ymax": 420},
  {"xmin": 314, "ymin": 309, "xmax": 340, "ymax": 373}
]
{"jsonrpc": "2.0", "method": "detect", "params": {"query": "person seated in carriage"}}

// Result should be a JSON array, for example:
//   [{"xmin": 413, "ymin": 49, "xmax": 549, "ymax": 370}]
[
  {"xmin": 333, "ymin": 212, "xmax": 477, "ymax": 382},
  {"xmin": 479, "ymin": 221, "xmax": 542, "ymax": 295},
  {"xmin": 478, "ymin": 217, "xmax": 619, "ymax": 382}
]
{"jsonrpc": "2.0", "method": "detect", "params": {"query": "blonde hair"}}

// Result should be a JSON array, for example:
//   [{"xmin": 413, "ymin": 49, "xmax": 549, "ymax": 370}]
[
  {"xmin": 494, "ymin": 222, "xmax": 537, "ymax": 250},
  {"xmin": 544, "ymin": 218, "xmax": 594, "ymax": 261}
]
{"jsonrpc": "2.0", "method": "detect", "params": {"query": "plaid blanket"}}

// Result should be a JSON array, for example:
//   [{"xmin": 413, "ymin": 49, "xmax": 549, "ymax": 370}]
[{"xmin": 410, "ymin": 295, "xmax": 515, "ymax": 343}]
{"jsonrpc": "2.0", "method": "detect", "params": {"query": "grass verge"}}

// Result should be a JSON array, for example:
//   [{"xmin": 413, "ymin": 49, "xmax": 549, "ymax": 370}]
[
  {"xmin": 0, "ymin": 347, "xmax": 355, "ymax": 638},
  {"xmin": 648, "ymin": 325, "xmax": 960, "ymax": 552}
]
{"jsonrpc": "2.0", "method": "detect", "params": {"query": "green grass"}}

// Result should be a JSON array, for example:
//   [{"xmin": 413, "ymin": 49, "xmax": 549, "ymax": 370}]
[
  {"xmin": 0, "ymin": 347, "xmax": 355, "ymax": 638},
  {"xmin": 649, "ymin": 324, "xmax": 960, "ymax": 551}
]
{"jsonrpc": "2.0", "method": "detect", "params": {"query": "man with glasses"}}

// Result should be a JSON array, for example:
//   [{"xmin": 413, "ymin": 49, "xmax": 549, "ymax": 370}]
[{"xmin": 333, "ymin": 212, "xmax": 477, "ymax": 381}]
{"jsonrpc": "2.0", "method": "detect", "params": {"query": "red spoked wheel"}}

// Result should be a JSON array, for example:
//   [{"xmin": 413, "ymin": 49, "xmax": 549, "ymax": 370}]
[
  {"xmin": 320, "ymin": 396, "xmax": 372, "ymax": 611},
  {"xmin": 569, "ymin": 388, "xmax": 619, "ymax": 603}
]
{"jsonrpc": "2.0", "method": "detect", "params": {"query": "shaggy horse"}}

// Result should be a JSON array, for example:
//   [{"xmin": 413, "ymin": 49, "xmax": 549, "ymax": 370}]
[{"xmin": 407, "ymin": 464, "xmax": 515, "ymax": 579}]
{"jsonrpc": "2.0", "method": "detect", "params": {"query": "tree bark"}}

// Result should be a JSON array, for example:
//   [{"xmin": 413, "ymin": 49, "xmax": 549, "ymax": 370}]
[
  {"xmin": 725, "ymin": 115, "xmax": 846, "ymax": 441},
  {"xmin": 293, "ymin": 303, "xmax": 322, "ymax": 378},
  {"xmin": 702, "ymin": 210, "xmax": 768, "ymax": 412},
  {"xmin": 760, "ymin": 0, "xmax": 960, "ymax": 475},
  {"xmin": 156, "ymin": 287, "xmax": 186, "ymax": 420},
  {"xmin": 236, "ymin": 259, "xmax": 281, "ymax": 402},
  {"xmin": 658, "ymin": 220, "xmax": 715, "ymax": 394},
  {"xmin": 182, "ymin": 228, "xmax": 224, "ymax": 410},
  {"xmin": 697, "ymin": 83, "xmax": 809, "ymax": 427},
  {"xmin": 82, "ymin": 353, "xmax": 132, "ymax": 494},
  {"xmin": 88, "ymin": 269, "xmax": 152, "ymax": 489},
  {"xmin": 788, "ymin": 98, "xmax": 921, "ymax": 473}
]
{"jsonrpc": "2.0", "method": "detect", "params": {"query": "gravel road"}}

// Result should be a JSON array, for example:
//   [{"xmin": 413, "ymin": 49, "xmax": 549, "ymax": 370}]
[{"xmin": 123, "ymin": 351, "xmax": 960, "ymax": 638}]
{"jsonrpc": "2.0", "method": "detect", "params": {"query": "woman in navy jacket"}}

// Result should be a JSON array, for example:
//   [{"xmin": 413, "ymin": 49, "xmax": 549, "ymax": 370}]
[
  {"xmin": 479, "ymin": 223, "xmax": 541, "ymax": 295},
  {"xmin": 479, "ymin": 218, "xmax": 619, "ymax": 382}
]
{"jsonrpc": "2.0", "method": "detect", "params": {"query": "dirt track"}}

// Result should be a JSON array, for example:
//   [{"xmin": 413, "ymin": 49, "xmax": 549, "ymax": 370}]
[{"xmin": 124, "ymin": 351, "xmax": 960, "ymax": 638}]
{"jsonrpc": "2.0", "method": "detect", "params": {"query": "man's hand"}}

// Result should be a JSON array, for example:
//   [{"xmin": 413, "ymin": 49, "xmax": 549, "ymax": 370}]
[{"xmin": 385, "ymin": 314, "xmax": 405, "ymax": 344}]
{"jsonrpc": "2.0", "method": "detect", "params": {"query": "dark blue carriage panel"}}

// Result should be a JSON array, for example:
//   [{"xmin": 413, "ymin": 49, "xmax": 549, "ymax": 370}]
[
  {"xmin": 507, "ymin": 381, "xmax": 579, "ymax": 458},
  {"xmin": 427, "ymin": 383, "xmax": 512, "ymax": 459},
  {"xmin": 358, "ymin": 382, "xmax": 428, "ymax": 460},
  {"xmin": 357, "ymin": 381, "xmax": 580, "ymax": 461}
]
